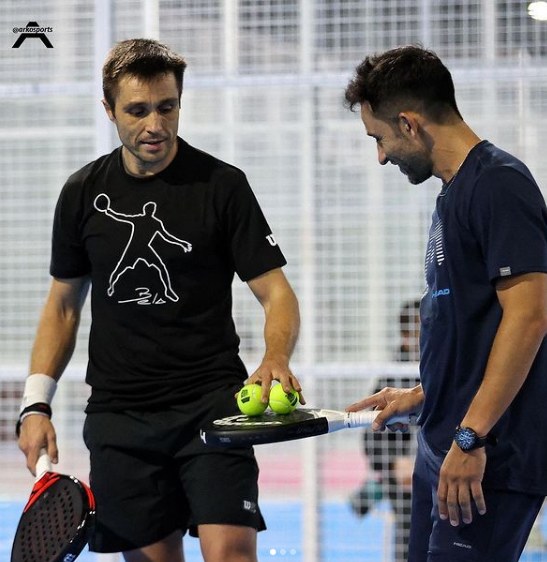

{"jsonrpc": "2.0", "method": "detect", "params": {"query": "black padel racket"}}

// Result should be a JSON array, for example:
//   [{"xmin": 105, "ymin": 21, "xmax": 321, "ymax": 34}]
[
  {"xmin": 200, "ymin": 407, "xmax": 416, "ymax": 447},
  {"xmin": 11, "ymin": 451, "xmax": 95, "ymax": 562}
]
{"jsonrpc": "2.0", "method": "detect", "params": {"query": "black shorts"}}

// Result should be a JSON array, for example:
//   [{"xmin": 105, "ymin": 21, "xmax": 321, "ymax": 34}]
[{"xmin": 83, "ymin": 384, "xmax": 266, "ymax": 553}]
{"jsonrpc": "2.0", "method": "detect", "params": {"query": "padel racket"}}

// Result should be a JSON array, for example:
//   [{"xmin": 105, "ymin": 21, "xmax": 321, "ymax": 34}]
[
  {"xmin": 11, "ymin": 451, "xmax": 95, "ymax": 562},
  {"xmin": 200, "ymin": 408, "xmax": 416, "ymax": 447}
]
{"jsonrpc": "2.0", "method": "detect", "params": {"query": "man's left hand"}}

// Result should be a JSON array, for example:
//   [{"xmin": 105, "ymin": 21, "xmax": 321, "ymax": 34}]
[
  {"xmin": 437, "ymin": 443, "xmax": 487, "ymax": 526},
  {"xmin": 246, "ymin": 358, "xmax": 305, "ymax": 405}
]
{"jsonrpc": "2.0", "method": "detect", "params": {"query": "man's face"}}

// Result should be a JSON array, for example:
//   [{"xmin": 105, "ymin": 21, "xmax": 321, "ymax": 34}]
[
  {"xmin": 360, "ymin": 102, "xmax": 433, "ymax": 185},
  {"xmin": 104, "ymin": 72, "xmax": 180, "ymax": 177}
]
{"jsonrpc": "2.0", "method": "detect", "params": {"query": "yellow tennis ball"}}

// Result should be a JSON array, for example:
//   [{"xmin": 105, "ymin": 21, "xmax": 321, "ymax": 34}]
[
  {"xmin": 237, "ymin": 384, "xmax": 268, "ymax": 416},
  {"xmin": 269, "ymin": 384, "xmax": 299, "ymax": 414}
]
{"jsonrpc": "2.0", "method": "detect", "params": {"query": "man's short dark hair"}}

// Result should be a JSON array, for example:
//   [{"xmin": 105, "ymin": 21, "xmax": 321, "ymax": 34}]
[
  {"xmin": 103, "ymin": 38, "xmax": 187, "ymax": 111},
  {"xmin": 344, "ymin": 45, "xmax": 462, "ymax": 123}
]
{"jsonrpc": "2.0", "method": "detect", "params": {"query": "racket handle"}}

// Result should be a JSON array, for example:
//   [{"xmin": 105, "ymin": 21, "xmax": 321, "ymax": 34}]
[
  {"xmin": 35, "ymin": 449, "xmax": 52, "ymax": 479},
  {"xmin": 346, "ymin": 410, "xmax": 413, "ymax": 428}
]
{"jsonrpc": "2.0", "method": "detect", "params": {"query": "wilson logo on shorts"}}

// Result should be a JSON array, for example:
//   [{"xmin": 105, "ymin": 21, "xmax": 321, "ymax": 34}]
[{"xmin": 243, "ymin": 500, "xmax": 257, "ymax": 513}]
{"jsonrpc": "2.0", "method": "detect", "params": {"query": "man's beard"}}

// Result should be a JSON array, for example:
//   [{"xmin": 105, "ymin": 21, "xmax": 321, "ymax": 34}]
[{"xmin": 401, "ymin": 154, "xmax": 433, "ymax": 185}]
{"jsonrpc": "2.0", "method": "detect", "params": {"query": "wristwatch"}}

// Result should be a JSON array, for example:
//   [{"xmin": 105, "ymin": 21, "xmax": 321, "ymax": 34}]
[{"xmin": 454, "ymin": 426, "xmax": 497, "ymax": 452}]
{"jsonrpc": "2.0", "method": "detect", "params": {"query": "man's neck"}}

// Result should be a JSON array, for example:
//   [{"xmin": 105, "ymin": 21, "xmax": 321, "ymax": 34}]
[
  {"xmin": 428, "ymin": 121, "xmax": 482, "ymax": 184},
  {"xmin": 121, "ymin": 141, "xmax": 179, "ymax": 178}
]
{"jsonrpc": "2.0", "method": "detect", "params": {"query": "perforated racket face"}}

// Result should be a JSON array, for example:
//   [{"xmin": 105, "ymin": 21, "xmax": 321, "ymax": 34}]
[
  {"xmin": 213, "ymin": 409, "xmax": 314, "ymax": 427},
  {"xmin": 201, "ymin": 409, "xmax": 329, "ymax": 446},
  {"xmin": 11, "ymin": 474, "xmax": 93, "ymax": 562}
]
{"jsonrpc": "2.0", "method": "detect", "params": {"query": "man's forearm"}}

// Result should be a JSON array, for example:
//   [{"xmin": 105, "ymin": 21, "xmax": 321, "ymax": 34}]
[
  {"xmin": 18, "ymin": 277, "xmax": 87, "ymax": 467},
  {"xmin": 29, "ymin": 276, "xmax": 89, "ymax": 380},
  {"xmin": 30, "ymin": 301, "xmax": 81, "ymax": 380},
  {"xmin": 262, "ymin": 290, "xmax": 300, "ymax": 363},
  {"xmin": 461, "ymin": 311, "xmax": 547, "ymax": 436}
]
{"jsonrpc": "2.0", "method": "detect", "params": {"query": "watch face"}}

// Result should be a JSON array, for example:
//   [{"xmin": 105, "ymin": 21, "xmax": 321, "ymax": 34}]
[{"xmin": 455, "ymin": 427, "xmax": 476, "ymax": 451}]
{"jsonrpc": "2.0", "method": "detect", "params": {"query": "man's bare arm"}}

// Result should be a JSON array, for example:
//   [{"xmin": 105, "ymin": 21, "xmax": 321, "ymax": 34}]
[
  {"xmin": 461, "ymin": 272, "xmax": 547, "ymax": 436},
  {"xmin": 246, "ymin": 268, "xmax": 302, "ymax": 403},
  {"xmin": 19, "ymin": 276, "xmax": 90, "ymax": 473},
  {"xmin": 437, "ymin": 272, "xmax": 547, "ymax": 526},
  {"xmin": 30, "ymin": 276, "xmax": 90, "ymax": 378}
]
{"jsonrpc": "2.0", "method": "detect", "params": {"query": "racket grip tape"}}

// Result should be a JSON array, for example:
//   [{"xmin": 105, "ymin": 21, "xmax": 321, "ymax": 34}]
[
  {"xmin": 346, "ymin": 410, "xmax": 413, "ymax": 428},
  {"xmin": 35, "ymin": 449, "xmax": 52, "ymax": 479}
]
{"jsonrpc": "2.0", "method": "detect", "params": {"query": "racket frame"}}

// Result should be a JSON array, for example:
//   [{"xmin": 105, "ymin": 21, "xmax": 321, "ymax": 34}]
[
  {"xmin": 200, "ymin": 408, "xmax": 414, "ymax": 447},
  {"xmin": 11, "ymin": 456, "xmax": 95, "ymax": 562}
]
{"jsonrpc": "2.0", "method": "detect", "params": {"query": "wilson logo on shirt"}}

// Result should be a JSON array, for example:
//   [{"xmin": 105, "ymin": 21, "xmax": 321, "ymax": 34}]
[
  {"xmin": 266, "ymin": 234, "xmax": 277, "ymax": 247},
  {"xmin": 94, "ymin": 194, "xmax": 192, "ymax": 305}
]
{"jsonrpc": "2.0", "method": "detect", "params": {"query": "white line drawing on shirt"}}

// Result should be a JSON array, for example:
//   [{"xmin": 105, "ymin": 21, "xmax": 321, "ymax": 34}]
[
  {"xmin": 94, "ymin": 193, "xmax": 192, "ymax": 303},
  {"xmin": 118, "ymin": 287, "xmax": 167, "ymax": 306}
]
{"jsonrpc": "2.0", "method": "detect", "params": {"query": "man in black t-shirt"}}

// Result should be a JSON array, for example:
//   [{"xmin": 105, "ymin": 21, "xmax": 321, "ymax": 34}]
[
  {"xmin": 345, "ymin": 46, "xmax": 547, "ymax": 562},
  {"xmin": 17, "ymin": 39, "xmax": 302, "ymax": 562}
]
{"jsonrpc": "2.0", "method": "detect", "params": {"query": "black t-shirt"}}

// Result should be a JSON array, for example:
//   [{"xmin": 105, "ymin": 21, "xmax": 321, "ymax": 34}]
[
  {"xmin": 420, "ymin": 140, "xmax": 547, "ymax": 494},
  {"xmin": 51, "ymin": 138, "xmax": 287, "ymax": 412}
]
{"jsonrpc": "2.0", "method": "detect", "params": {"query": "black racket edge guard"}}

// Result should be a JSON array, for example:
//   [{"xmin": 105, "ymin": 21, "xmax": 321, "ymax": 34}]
[
  {"xmin": 201, "ymin": 417, "xmax": 330, "ymax": 447},
  {"xmin": 11, "ymin": 473, "xmax": 96, "ymax": 562}
]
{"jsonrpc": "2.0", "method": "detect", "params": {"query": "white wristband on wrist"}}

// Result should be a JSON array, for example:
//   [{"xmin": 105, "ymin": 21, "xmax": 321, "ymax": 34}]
[{"xmin": 20, "ymin": 373, "xmax": 57, "ymax": 412}]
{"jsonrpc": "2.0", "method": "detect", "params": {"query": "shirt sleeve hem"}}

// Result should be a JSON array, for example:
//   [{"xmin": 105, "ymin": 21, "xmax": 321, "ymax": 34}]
[
  {"xmin": 237, "ymin": 258, "xmax": 288, "ymax": 282},
  {"xmin": 489, "ymin": 265, "xmax": 547, "ymax": 283},
  {"xmin": 49, "ymin": 267, "xmax": 91, "ymax": 279}
]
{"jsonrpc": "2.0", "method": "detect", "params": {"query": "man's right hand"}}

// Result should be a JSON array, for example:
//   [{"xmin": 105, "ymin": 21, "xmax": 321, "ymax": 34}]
[
  {"xmin": 18, "ymin": 415, "xmax": 58, "ymax": 476},
  {"xmin": 345, "ymin": 384, "xmax": 424, "ymax": 432}
]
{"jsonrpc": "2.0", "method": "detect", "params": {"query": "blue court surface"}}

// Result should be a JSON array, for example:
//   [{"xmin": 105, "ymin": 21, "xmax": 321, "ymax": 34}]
[{"xmin": 1, "ymin": 499, "xmax": 546, "ymax": 561}]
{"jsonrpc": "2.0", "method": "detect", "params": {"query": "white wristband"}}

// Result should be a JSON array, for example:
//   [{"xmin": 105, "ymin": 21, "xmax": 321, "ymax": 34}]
[
  {"xmin": 20, "ymin": 374, "xmax": 57, "ymax": 412},
  {"xmin": 19, "ymin": 411, "xmax": 51, "ymax": 424}
]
